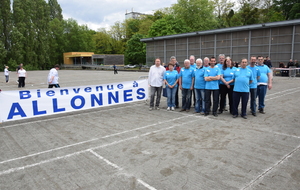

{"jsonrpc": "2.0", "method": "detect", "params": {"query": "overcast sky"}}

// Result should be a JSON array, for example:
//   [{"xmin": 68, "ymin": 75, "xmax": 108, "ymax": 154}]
[{"xmin": 58, "ymin": 0, "xmax": 178, "ymax": 31}]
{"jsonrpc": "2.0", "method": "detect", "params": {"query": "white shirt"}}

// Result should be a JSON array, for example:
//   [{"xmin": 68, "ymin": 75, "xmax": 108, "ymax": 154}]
[
  {"xmin": 148, "ymin": 65, "xmax": 166, "ymax": 87},
  {"xmin": 48, "ymin": 68, "xmax": 59, "ymax": 84},
  {"xmin": 4, "ymin": 68, "xmax": 9, "ymax": 76},
  {"xmin": 18, "ymin": 69, "xmax": 26, "ymax": 77}
]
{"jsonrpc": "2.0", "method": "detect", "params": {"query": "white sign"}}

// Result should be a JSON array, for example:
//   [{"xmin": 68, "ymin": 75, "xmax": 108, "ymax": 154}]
[{"xmin": 0, "ymin": 79, "xmax": 148, "ymax": 122}]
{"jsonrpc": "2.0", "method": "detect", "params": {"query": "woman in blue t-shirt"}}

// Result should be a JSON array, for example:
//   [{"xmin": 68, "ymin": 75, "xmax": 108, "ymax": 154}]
[
  {"xmin": 219, "ymin": 57, "xmax": 235, "ymax": 114},
  {"xmin": 163, "ymin": 63, "xmax": 179, "ymax": 111}
]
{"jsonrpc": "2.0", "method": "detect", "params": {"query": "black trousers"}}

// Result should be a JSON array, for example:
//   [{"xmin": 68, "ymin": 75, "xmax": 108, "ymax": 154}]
[
  {"xmin": 18, "ymin": 77, "xmax": 25, "ymax": 88},
  {"xmin": 205, "ymin": 89, "xmax": 219, "ymax": 114},
  {"xmin": 219, "ymin": 84, "xmax": 234, "ymax": 113}
]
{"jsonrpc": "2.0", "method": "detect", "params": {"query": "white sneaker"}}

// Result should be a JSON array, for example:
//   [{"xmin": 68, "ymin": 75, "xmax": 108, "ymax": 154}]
[
  {"xmin": 171, "ymin": 107, "xmax": 175, "ymax": 111},
  {"xmin": 155, "ymin": 107, "xmax": 160, "ymax": 110},
  {"xmin": 167, "ymin": 107, "xmax": 170, "ymax": 111},
  {"xmin": 149, "ymin": 107, "xmax": 153, "ymax": 111}
]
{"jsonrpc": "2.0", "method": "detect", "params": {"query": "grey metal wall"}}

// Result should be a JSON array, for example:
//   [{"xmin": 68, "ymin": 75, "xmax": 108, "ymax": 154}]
[{"xmin": 145, "ymin": 25, "xmax": 300, "ymax": 67}]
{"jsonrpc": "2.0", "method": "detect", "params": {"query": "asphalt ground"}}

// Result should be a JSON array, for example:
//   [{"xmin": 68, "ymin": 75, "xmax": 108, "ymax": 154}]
[{"xmin": 0, "ymin": 70, "xmax": 299, "ymax": 190}]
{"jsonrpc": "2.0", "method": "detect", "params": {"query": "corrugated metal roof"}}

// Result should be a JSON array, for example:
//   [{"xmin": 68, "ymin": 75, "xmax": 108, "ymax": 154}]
[{"xmin": 140, "ymin": 19, "xmax": 300, "ymax": 42}]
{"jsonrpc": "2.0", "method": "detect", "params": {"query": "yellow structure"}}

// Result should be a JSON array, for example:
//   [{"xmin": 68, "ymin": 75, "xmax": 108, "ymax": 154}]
[{"xmin": 63, "ymin": 52, "xmax": 94, "ymax": 65}]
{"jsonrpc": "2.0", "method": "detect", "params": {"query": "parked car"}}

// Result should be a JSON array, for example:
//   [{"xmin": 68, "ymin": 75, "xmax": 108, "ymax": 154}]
[{"xmin": 124, "ymin": 65, "xmax": 136, "ymax": 69}]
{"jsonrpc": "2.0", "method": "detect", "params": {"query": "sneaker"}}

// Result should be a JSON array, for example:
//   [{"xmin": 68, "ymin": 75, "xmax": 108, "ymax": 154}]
[
  {"xmin": 167, "ymin": 107, "xmax": 170, "ymax": 111},
  {"xmin": 259, "ymin": 108, "xmax": 265, "ymax": 114},
  {"xmin": 200, "ymin": 112, "xmax": 204, "ymax": 115},
  {"xmin": 155, "ymin": 107, "xmax": 160, "ymax": 110},
  {"xmin": 149, "ymin": 107, "xmax": 153, "ymax": 111},
  {"xmin": 171, "ymin": 107, "xmax": 175, "ymax": 111}
]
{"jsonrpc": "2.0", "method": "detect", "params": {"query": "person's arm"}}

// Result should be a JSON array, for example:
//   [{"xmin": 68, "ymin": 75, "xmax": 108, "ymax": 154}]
[
  {"xmin": 179, "ymin": 77, "xmax": 182, "ymax": 90},
  {"xmin": 267, "ymin": 72, "xmax": 272, "ymax": 90},
  {"xmin": 190, "ymin": 77, "xmax": 194, "ymax": 90}
]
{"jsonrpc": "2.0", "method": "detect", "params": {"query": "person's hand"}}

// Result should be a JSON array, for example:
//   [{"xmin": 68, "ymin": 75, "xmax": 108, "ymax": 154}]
[
  {"xmin": 180, "ymin": 85, "xmax": 182, "ymax": 90},
  {"xmin": 268, "ymin": 84, "xmax": 272, "ymax": 90}
]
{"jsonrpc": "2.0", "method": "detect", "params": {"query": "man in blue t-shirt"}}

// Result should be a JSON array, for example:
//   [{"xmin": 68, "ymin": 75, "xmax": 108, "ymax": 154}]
[
  {"xmin": 247, "ymin": 56, "xmax": 261, "ymax": 116},
  {"xmin": 257, "ymin": 56, "xmax": 272, "ymax": 114},
  {"xmin": 232, "ymin": 58, "xmax": 253, "ymax": 119},
  {"xmin": 179, "ymin": 59, "xmax": 194, "ymax": 112},
  {"xmin": 204, "ymin": 57, "xmax": 221, "ymax": 116}
]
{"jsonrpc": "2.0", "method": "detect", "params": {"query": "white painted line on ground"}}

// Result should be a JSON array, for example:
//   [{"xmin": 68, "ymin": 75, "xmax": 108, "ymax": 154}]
[
  {"xmin": 89, "ymin": 150, "xmax": 157, "ymax": 190},
  {"xmin": 265, "ymin": 89, "xmax": 300, "ymax": 101},
  {"xmin": 0, "ymin": 117, "xmax": 197, "ymax": 176},
  {"xmin": 241, "ymin": 144, "xmax": 300, "ymax": 190},
  {"xmin": 0, "ymin": 115, "xmax": 191, "ymax": 165}
]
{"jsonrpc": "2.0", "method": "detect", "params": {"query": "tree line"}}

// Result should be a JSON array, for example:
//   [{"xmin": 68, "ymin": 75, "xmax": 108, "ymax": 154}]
[{"xmin": 0, "ymin": 0, "xmax": 299, "ymax": 70}]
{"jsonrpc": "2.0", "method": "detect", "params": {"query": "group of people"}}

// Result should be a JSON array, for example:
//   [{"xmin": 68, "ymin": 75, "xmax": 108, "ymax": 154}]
[
  {"xmin": 278, "ymin": 59, "xmax": 299, "ymax": 76},
  {"xmin": 3, "ymin": 63, "xmax": 60, "ymax": 88},
  {"xmin": 148, "ymin": 54, "xmax": 272, "ymax": 119}
]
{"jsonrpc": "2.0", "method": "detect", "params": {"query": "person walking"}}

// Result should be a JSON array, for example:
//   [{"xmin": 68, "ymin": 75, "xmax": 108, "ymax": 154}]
[
  {"xmin": 48, "ymin": 64, "xmax": 60, "ymax": 88},
  {"xmin": 164, "ymin": 62, "xmax": 179, "ymax": 111},
  {"xmin": 113, "ymin": 64, "xmax": 118, "ymax": 74},
  {"xmin": 232, "ymin": 58, "xmax": 253, "ymax": 119},
  {"xmin": 4, "ymin": 66, "xmax": 9, "ymax": 83},
  {"xmin": 17, "ymin": 65, "xmax": 26, "ymax": 88},
  {"xmin": 148, "ymin": 58, "xmax": 166, "ymax": 110}
]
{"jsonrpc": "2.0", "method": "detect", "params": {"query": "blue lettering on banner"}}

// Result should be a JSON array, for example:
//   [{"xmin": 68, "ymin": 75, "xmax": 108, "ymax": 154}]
[
  {"xmin": 137, "ymin": 88, "xmax": 146, "ymax": 99},
  {"xmin": 124, "ymin": 90, "xmax": 133, "ymax": 102},
  {"xmin": 32, "ymin": 100, "xmax": 47, "ymax": 115},
  {"xmin": 91, "ymin": 93, "xmax": 103, "ymax": 107},
  {"xmin": 19, "ymin": 91, "xmax": 31, "ymax": 99},
  {"xmin": 71, "ymin": 95, "xmax": 85, "ymax": 109},
  {"xmin": 53, "ymin": 98, "xmax": 66, "ymax": 112},
  {"xmin": 5, "ymin": 81, "xmax": 147, "ymax": 121},
  {"xmin": 108, "ymin": 92, "xmax": 119, "ymax": 104},
  {"xmin": 7, "ymin": 103, "xmax": 27, "ymax": 119}
]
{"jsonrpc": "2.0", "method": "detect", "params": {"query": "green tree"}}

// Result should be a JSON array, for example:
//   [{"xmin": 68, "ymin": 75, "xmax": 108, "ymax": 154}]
[
  {"xmin": 214, "ymin": 0, "xmax": 234, "ymax": 28},
  {"xmin": 172, "ymin": 0, "xmax": 218, "ymax": 31},
  {"xmin": 274, "ymin": 0, "xmax": 300, "ymax": 20},
  {"xmin": 0, "ymin": 0, "xmax": 11, "ymax": 68},
  {"xmin": 125, "ymin": 34, "xmax": 146, "ymax": 65},
  {"xmin": 48, "ymin": 0, "xmax": 63, "ymax": 20},
  {"xmin": 148, "ymin": 15, "xmax": 191, "ymax": 37}
]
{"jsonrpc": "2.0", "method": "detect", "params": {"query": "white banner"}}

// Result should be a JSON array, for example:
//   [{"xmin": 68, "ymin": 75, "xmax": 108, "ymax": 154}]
[{"xmin": 0, "ymin": 79, "xmax": 148, "ymax": 122}]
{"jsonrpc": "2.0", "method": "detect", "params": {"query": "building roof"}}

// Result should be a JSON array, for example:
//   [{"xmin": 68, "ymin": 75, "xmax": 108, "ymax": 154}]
[{"xmin": 140, "ymin": 19, "xmax": 300, "ymax": 42}]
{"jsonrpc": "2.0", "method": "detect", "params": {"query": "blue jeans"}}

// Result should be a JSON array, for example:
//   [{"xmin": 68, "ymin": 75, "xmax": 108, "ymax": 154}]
[
  {"xmin": 257, "ymin": 85, "xmax": 267, "ymax": 110},
  {"xmin": 250, "ymin": 88, "xmax": 257, "ymax": 113},
  {"xmin": 166, "ymin": 86, "xmax": 177, "ymax": 107},
  {"xmin": 195, "ymin": 89, "xmax": 205, "ymax": 113},
  {"xmin": 233, "ymin": 91, "xmax": 249, "ymax": 116},
  {"xmin": 181, "ymin": 88, "xmax": 192, "ymax": 110}
]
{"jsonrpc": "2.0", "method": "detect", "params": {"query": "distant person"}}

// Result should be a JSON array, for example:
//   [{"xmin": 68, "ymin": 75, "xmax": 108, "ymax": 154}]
[
  {"xmin": 16, "ymin": 63, "xmax": 23, "ymax": 84},
  {"xmin": 287, "ymin": 59, "xmax": 294, "ymax": 68},
  {"xmin": 4, "ymin": 66, "xmax": 9, "ymax": 83},
  {"xmin": 17, "ymin": 65, "xmax": 27, "ymax": 88},
  {"xmin": 163, "ymin": 62, "xmax": 179, "ymax": 111},
  {"xmin": 148, "ymin": 58, "xmax": 166, "ymax": 110},
  {"xmin": 232, "ymin": 58, "xmax": 253, "ymax": 119},
  {"xmin": 48, "ymin": 64, "xmax": 60, "ymax": 88},
  {"xmin": 113, "ymin": 64, "xmax": 118, "ymax": 74}
]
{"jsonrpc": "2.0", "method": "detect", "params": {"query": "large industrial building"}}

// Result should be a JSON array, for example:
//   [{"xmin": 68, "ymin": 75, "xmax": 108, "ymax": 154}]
[{"xmin": 141, "ymin": 19, "xmax": 300, "ymax": 67}]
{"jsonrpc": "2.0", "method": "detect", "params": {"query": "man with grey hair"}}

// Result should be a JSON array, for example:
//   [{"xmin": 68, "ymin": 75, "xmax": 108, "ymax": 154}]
[
  {"xmin": 193, "ymin": 58, "xmax": 206, "ymax": 114},
  {"xmin": 179, "ymin": 59, "xmax": 194, "ymax": 112},
  {"xmin": 203, "ymin": 57, "xmax": 210, "ymax": 68}
]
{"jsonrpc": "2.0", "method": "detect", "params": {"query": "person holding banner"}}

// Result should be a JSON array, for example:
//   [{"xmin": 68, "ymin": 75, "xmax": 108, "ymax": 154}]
[
  {"xmin": 148, "ymin": 58, "xmax": 166, "ymax": 111},
  {"xmin": 48, "ymin": 64, "xmax": 60, "ymax": 88}
]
